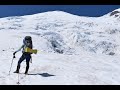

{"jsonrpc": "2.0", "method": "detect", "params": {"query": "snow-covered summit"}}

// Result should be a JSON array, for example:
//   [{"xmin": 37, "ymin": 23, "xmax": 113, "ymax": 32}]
[
  {"xmin": 101, "ymin": 8, "xmax": 120, "ymax": 20},
  {"xmin": 109, "ymin": 8, "xmax": 120, "ymax": 19}
]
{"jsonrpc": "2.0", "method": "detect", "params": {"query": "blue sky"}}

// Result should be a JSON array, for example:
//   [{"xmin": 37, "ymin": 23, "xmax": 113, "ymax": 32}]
[{"xmin": 0, "ymin": 5, "xmax": 120, "ymax": 18}]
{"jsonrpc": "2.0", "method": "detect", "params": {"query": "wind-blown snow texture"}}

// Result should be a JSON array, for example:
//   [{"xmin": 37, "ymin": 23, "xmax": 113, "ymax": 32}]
[{"xmin": 0, "ymin": 9, "xmax": 120, "ymax": 85}]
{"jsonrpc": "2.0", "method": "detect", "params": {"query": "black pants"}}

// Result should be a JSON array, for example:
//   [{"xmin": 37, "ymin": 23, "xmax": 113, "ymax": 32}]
[{"xmin": 16, "ymin": 53, "xmax": 31, "ymax": 73}]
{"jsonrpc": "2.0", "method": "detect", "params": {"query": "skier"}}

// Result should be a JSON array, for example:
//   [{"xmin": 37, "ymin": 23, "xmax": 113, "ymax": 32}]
[{"xmin": 13, "ymin": 36, "xmax": 33, "ymax": 74}]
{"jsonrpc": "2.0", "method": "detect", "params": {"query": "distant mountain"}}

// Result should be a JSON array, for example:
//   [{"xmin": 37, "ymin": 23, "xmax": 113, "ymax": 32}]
[{"xmin": 0, "ymin": 8, "xmax": 120, "ymax": 55}]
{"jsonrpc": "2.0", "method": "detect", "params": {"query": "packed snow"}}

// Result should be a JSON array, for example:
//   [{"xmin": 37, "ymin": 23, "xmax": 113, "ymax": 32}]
[{"xmin": 0, "ymin": 8, "xmax": 120, "ymax": 85}]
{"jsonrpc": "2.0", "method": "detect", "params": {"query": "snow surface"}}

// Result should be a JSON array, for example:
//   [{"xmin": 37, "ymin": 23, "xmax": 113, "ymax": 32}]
[{"xmin": 0, "ymin": 8, "xmax": 120, "ymax": 85}]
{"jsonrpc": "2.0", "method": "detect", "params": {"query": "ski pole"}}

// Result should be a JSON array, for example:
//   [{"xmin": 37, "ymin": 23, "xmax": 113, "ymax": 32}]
[
  {"xmin": 9, "ymin": 55, "xmax": 15, "ymax": 75},
  {"xmin": 30, "ymin": 57, "xmax": 32, "ymax": 63},
  {"xmin": 17, "ymin": 73, "xmax": 20, "ymax": 85}
]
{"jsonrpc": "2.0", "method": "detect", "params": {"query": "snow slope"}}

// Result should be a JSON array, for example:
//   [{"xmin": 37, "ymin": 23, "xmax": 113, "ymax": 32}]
[{"xmin": 0, "ymin": 8, "xmax": 120, "ymax": 85}]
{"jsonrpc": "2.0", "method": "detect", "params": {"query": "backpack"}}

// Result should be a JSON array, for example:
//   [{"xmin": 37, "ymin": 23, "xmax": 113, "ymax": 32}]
[
  {"xmin": 23, "ymin": 36, "xmax": 33, "ymax": 49},
  {"xmin": 23, "ymin": 36, "xmax": 37, "ymax": 54}
]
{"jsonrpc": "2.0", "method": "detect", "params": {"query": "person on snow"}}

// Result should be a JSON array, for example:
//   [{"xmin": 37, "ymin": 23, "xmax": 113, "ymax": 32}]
[{"xmin": 13, "ymin": 36, "xmax": 33, "ymax": 74}]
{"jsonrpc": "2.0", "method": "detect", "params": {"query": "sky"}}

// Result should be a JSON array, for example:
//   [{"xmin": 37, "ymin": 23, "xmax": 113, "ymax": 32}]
[{"xmin": 0, "ymin": 5, "xmax": 120, "ymax": 18}]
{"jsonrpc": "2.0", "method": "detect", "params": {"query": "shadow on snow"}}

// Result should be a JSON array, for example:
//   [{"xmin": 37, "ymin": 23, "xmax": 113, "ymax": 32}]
[{"xmin": 28, "ymin": 73, "xmax": 55, "ymax": 77}]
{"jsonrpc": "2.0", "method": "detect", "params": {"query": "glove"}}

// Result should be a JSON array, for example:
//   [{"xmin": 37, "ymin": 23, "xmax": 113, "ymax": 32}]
[
  {"xmin": 13, "ymin": 55, "xmax": 16, "ymax": 58},
  {"xmin": 13, "ymin": 52, "xmax": 16, "ymax": 55},
  {"xmin": 13, "ymin": 52, "xmax": 16, "ymax": 58}
]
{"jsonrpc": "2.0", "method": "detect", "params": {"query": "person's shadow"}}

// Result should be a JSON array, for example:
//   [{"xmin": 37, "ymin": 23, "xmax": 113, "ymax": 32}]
[{"xmin": 28, "ymin": 73, "xmax": 55, "ymax": 77}]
